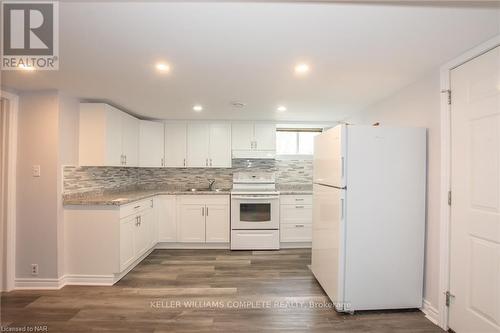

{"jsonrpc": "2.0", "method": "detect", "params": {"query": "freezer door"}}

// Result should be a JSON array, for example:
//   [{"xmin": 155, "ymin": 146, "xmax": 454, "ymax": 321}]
[
  {"xmin": 311, "ymin": 183, "xmax": 346, "ymax": 310},
  {"xmin": 313, "ymin": 125, "xmax": 346, "ymax": 188}
]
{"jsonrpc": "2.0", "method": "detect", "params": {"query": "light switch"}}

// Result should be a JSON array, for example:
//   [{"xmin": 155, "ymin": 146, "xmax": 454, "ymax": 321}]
[{"xmin": 32, "ymin": 165, "xmax": 41, "ymax": 177}]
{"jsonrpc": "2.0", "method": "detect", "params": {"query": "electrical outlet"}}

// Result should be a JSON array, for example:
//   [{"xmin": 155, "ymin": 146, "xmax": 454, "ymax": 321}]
[
  {"xmin": 31, "ymin": 264, "xmax": 39, "ymax": 275},
  {"xmin": 32, "ymin": 165, "xmax": 41, "ymax": 177}
]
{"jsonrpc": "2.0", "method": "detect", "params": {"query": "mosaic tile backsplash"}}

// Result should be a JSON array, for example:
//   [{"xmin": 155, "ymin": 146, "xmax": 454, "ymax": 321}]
[{"xmin": 63, "ymin": 159, "xmax": 313, "ymax": 195}]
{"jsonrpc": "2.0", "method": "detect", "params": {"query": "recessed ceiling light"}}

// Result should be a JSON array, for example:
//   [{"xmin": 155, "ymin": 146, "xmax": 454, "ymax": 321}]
[
  {"xmin": 193, "ymin": 104, "xmax": 203, "ymax": 112},
  {"xmin": 155, "ymin": 62, "xmax": 170, "ymax": 73},
  {"xmin": 230, "ymin": 101, "xmax": 246, "ymax": 109},
  {"xmin": 277, "ymin": 105, "xmax": 287, "ymax": 112},
  {"xmin": 294, "ymin": 63, "xmax": 310, "ymax": 75}
]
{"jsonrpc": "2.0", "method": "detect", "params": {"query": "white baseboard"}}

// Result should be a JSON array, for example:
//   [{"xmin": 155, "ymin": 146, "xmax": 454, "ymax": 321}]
[
  {"xmin": 15, "ymin": 277, "xmax": 65, "ymax": 290},
  {"xmin": 280, "ymin": 242, "xmax": 312, "ymax": 249},
  {"xmin": 421, "ymin": 299, "xmax": 439, "ymax": 325},
  {"xmin": 62, "ymin": 274, "xmax": 115, "ymax": 286},
  {"xmin": 155, "ymin": 242, "xmax": 230, "ymax": 250}
]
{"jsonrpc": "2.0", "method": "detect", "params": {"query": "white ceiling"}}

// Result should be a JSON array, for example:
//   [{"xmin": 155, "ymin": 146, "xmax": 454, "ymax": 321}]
[{"xmin": 2, "ymin": 2, "xmax": 499, "ymax": 121}]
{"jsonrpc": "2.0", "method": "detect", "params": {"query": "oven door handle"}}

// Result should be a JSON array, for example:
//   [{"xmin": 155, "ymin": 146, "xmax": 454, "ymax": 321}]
[{"xmin": 231, "ymin": 196, "xmax": 279, "ymax": 200}]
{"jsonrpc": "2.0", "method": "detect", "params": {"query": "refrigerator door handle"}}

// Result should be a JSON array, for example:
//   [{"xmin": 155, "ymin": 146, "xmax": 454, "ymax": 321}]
[
  {"xmin": 341, "ymin": 156, "xmax": 345, "ymax": 178},
  {"xmin": 340, "ymin": 198, "xmax": 345, "ymax": 220}
]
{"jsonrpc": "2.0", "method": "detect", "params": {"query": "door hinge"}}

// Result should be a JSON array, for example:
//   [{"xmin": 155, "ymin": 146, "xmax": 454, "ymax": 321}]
[
  {"xmin": 441, "ymin": 89, "xmax": 451, "ymax": 105},
  {"xmin": 448, "ymin": 190, "xmax": 452, "ymax": 206},
  {"xmin": 445, "ymin": 291, "xmax": 455, "ymax": 307}
]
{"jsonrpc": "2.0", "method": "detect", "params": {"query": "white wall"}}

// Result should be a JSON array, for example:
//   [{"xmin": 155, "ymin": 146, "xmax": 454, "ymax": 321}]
[
  {"xmin": 16, "ymin": 92, "xmax": 60, "ymax": 279},
  {"xmin": 347, "ymin": 71, "xmax": 441, "ymax": 309},
  {"xmin": 16, "ymin": 91, "xmax": 79, "ymax": 280}
]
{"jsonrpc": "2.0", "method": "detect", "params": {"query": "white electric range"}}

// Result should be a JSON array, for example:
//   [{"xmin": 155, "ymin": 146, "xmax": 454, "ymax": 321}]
[{"xmin": 230, "ymin": 172, "xmax": 280, "ymax": 250}]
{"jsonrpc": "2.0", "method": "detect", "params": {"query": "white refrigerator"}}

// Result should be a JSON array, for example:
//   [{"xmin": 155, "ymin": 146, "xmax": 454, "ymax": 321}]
[{"xmin": 311, "ymin": 124, "xmax": 426, "ymax": 312}]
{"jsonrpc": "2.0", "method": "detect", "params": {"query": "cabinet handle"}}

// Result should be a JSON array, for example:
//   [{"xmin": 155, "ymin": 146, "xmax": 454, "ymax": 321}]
[
  {"xmin": 202, "ymin": 207, "xmax": 204, "ymax": 216},
  {"xmin": 124, "ymin": 155, "xmax": 127, "ymax": 165},
  {"xmin": 205, "ymin": 158, "xmax": 208, "ymax": 167},
  {"xmin": 210, "ymin": 158, "xmax": 212, "ymax": 167},
  {"xmin": 254, "ymin": 141, "xmax": 257, "ymax": 149},
  {"xmin": 183, "ymin": 158, "xmax": 186, "ymax": 167},
  {"xmin": 206, "ymin": 206, "xmax": 208, "ymax": 216},
  {"xmin": 134, "ymin": 205, "xmax": 141, "ymax": 209},
  {"xmin": 135, "ymin": 216, "xmax": 139, "ymax": 226},
  {"xmin": 161, "ymin": 158, "xmax": 164, "ymax": 167},
  {"xmin": 295, "ymin": 205, "xmax": 304, "ymax": 209},
  {"xmin": 295, "ymin": 224, "xmax": 305, "ymax": 228},
  {"xmin": 295, "ymin": 198, "xmax": 304, "ymax": 201}
]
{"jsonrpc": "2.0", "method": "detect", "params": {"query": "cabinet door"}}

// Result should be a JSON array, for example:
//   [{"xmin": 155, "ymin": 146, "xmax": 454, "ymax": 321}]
[
  {"xmin": 254, "ymin": 123, "xmax": 276, "ymax": 150},
  {"xmin": 119, "ymin": 215, "xmax": 136, "ymax": 271},
  {"xmin": 209, "ymin": 123, "xmax": 231, "ymax": 168},
  {"xmin": 157, "ymin": 195, "xmax": 177, "ymax": 242},
  {"xmin": 165, "ymin": 122, "xmax": 187, "ymax": 167},
  {"xmin": 104, "ymin": 105, "xmax": 124, "ymax": 166},
  {"xmin": 187, "ymin": 123, "xmax": 210, "ymax": 167},
  {"xmin": 122, "ymin": 113, "xmax": 139, "ymax": 167},
  {"xmin": 135, "ymin": 209, "xmax": 152, "ymax": 257},
  {"xmin": 139, "ymin": 120, "xmax": 165, "ymax": 167},
  {"xmin": 178, "ymin": 204, "xmax": 206, "ymax": 242},
  {"xmin": 205, "ymin": 204, "xmax": 229, "ymax": 243},
  {"xmin": 231, "ymin": 122, "xmax": 254, "ymax": 150}
]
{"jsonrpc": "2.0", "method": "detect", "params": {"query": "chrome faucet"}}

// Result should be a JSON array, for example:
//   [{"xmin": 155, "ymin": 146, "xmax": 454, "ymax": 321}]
[{"xmin": 208, "ymin": 179, "xmax": 216, "ymax": 191}]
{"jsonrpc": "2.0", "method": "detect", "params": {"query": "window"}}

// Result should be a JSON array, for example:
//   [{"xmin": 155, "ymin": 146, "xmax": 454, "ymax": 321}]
[{"xmin": 276, "ymin": 128, "xmax": 322, "ymax": 155}]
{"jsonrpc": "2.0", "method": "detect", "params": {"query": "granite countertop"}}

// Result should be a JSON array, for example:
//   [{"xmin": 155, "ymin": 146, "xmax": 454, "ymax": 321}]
[
  {"xmin": 63, "ymin": 188, "xmax": 231, "ymax": 206},
  {"xmin": 276, "ymin": 184, "xmax": 313, "ymax": 195}
]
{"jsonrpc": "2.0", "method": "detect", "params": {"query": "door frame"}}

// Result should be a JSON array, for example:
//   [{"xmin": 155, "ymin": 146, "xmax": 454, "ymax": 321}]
[
  {"xmin": 1, "ymin": 90, "xmax": 18, "ymax": 292},
  {"xmin": 438, "ymin": 34, "xmax": 500, "ymax": 330}
]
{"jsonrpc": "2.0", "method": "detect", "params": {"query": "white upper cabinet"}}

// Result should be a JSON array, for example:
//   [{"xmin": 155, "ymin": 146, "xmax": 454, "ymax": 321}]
[
  {"xmin": 231, "ymin": 122, "xmax": 276, "ymax": 159},
  {"xmin": 187, "ymin": 123, "xmax": 210, "ymax": 167},
  {"xmin": 122, "ymin": 113, "xmax": 139, "ymax": 167},
  {"xmin": 79, "ymin": 103, "xmax": 139, "ymax": 167},
  {"xmin": 231, "ymin": 122, "xmax": 254, "ymax": 150},
  {"xmin": 209, "ymin": 123, "xmax": 232, "ymax": 168},
  {"xmin": 139, "ymin": 120, "xmax": 165, "ymax": 167},
  {"xmin": 254, "ymin": 123, "xmax": 276, "ymax": 150},
  {"xmin": 165, "ymin": 121, "xmax": 187, "ymax": 167}
]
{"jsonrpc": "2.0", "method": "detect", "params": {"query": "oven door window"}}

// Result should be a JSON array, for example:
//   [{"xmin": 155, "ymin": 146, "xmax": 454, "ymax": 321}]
[{"xmin": 240, "ymin": 203, "xmax": 271, "ymax": 222}]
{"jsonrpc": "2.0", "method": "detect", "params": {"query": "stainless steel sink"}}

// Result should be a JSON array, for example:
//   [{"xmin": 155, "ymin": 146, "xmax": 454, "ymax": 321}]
[{"xmin": 189, "ymin": 188, "xmax": 224, "ymax": 192}]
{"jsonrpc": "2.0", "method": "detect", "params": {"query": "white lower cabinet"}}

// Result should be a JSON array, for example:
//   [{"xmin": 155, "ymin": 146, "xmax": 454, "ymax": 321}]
[
  {"xmin": 280, "ymin": 195, "xmax": 313, "ymax": 244},
  {"xmin": 64, "ymin": 194, "xmax": 230, "ymax": 286},
  {"xmin": 178, "ymin": 204, "xmax": 206, "ymax": 242},
  {"xmin": 157, "ymin": 195, "xmax": 177, "ymax": 242},
  {"xmin": 206, "ymin": 204, "xmax": 230, "ymax": 243},
  {"xmin": 178, "ymin": 195, "xmax": 230, "ymax": 243}
]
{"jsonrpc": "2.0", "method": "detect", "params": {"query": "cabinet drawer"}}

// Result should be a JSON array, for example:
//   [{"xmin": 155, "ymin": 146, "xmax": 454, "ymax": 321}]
[
  {"xmin": 280, "ymin": 195, "xmax": 312, "ymax": 205},
  {"xmin": 280, "ymin": 224, "xmax": 312, "ymax": 242},
  {"xmin": 280, "ymin": 205, "xmax": 312, "ymax": 225},
  {"xmin": 120, "ymin": 198, "xmax": 154, "ymax": 218}
]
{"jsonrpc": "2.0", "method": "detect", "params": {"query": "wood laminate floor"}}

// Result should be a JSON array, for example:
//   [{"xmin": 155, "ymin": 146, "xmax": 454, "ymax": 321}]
[{"xmin": 1, "ymin": 249, "xmax": 442, "ymax": 332}]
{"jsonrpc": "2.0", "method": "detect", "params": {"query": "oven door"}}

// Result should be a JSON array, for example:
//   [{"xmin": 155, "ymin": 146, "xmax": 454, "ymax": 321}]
[{"xmin": 231, "ymin": 195, "xmax": 280, "ymax": 230}]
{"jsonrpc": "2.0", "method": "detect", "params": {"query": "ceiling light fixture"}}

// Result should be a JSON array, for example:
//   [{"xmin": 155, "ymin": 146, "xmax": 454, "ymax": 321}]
[
  {"xmin": 277, "ymin": 106, "xmax": 287, "ymax": 112},
  {"xmin": 155, "ymin": 62, "xmax": 170, "ymax": 73},
  {"xmin": 193, "ymin": 105, "xmax": 203, "ymax": 112},
  {"xmin": 294, "ymin": 63, "xmax": 310, "ymax": 75}
]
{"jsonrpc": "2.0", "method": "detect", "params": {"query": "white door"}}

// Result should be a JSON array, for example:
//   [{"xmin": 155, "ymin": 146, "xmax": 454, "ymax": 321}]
[
  {"xmin": 209, "ymin": 123, "xmax": 231, "ymax": 168},
  {"xmin": 205, "ymin": 204, "xmax": 229, "ymax": 243},
  {"xmin": 157, "ymin": 195, "xmax": 177, "ymax": 242},
  {"xmin": 231, "ymin": 122, "xmax": 254, "ymax": 150},
  {"xmin": 121, "ymin": 113, "xmax": 139, "ymax": 167},
  {"xmin": 311, "ymin": 184, "xmax": 344, "ymax": 309},
  {"xmin": 119, "ymin": 215, "xmax": 136, "ymax": 271},
  {"xmin": 165, "ymin": 122, "xmax": 187, "ymax": 167},
  {"xmin": 449, "ymin": 46, "xmax": 500, "ymax": 333},
  {"xmin": 313, "ymin": 125, "xmax": 345, "ymax": 188},
  {"xmin": 178, "ymin": 204, "xmax": 206, "ymax": 242},
  {"xmin": 104, "ymin": 105, "xmax": 123, "ymax": 167},
  {"xmin": 254, "ymin": 123, "xmax": 276, "ymax": 150},
  {"xmin": 139, "ymin": 120, "xmax": 164, "ymax": 167},
  {"xmin": 187, "ymin": 123, "xmax": 210, "ymax": 167}
]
